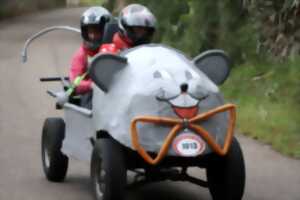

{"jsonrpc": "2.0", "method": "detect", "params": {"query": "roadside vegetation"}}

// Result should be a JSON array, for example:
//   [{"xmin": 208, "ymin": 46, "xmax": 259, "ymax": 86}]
[
  {"xmin": 80, "ymin": 0, "xmax": 104, "ymax": 5},
  {"xmin": 222, "ymin": 60, "xmax": 300, "ymax": 158}
]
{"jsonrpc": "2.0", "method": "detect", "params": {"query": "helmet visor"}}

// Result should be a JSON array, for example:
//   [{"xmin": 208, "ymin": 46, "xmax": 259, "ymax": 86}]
[
  {"xmin": 128, "ymin": 26, "xmax": 155, "ymax": 45},
  {"xmin": 86, "ymin": 25, "xmax": 103, "ymax": 42}
]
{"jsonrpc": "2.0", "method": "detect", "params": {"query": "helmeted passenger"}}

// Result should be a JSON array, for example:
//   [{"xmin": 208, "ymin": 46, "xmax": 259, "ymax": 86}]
[{"xmin": 69, "ymin": 7, "xmax": 111, "ymax": 95}]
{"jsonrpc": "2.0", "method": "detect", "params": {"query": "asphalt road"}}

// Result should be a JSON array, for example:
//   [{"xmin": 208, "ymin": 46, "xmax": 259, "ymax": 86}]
[{"xmin": 0, "ymin": 7, "xmax": 299, "ymax": 200}]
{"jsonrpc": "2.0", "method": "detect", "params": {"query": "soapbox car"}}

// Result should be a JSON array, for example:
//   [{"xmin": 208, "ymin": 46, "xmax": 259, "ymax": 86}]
[{"xmin": 22, "ymin": 26, "xmax": 245, "ymax": 200}]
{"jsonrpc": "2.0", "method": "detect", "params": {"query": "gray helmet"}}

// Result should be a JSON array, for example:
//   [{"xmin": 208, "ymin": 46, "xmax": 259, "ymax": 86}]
[
  {"xmin": 118, "ymin": 4, "xmax": 156, "ymax": 46},
  {"xmin": 80, "ymin": 7, "xmax": 111, "ymax": 49}
]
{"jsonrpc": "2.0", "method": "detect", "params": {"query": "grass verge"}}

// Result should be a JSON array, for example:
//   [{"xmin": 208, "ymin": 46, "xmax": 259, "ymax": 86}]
[{"xmin": 222, "ymin": 59, "xmax": 300, "ymax": 159}]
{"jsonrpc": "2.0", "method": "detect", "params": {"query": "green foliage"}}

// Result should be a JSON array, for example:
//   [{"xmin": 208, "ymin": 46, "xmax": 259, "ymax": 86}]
[
  {"xmin": 124, "ymin": 0, "xmax": 257, "ymax": 63},
  {"xmin": 80, "ymin": 0, "xmax": 105, "ymax": 6},
  {"xmin": 247, "ymin": 0, "xmax": 300, "ymax": 59}
]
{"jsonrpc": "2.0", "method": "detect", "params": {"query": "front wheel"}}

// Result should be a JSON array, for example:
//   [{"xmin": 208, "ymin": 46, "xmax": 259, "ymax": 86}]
[
  {"xmin": 206, "ymin": 137, "xmax": 246, "ymax": 200},
  {"xmin": 91, "ymin": 138, "xmax": 127, "ymax": 200},
  {"xmin": 41, "ymin": 118, "xmax": 69, "ymax": 182}
]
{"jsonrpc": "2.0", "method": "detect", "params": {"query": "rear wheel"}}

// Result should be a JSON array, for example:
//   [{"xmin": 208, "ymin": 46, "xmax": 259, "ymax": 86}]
[
  {"xmin": 91, "ymin": 138, "xmax": 127, "ymax": 200},
  {"xmin": 41, "ymin": 118, "xmax": 68, "ymax": 182},
  {"xmin": 206, "ymin": 137, "xmax": 245, "ymax": 200}
]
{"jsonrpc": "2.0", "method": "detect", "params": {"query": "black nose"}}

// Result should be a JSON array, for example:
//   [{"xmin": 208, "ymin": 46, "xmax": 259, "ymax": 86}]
[{"xmin": 180, "ymin": 83, "xmax": 188, "ymax": 93}]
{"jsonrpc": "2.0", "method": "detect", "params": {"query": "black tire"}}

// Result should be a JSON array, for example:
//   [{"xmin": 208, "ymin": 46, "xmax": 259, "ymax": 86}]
[
  {"xmin": 206, "ymin": 137, "xmax": 246, "ymax": 200},
  {"xmin": 41, "ymin": 118, "xmax": 69, "ymax": 182},
  {"xmin": 91, "ymin": 138, "xmax": 127, "ymax": 200}
]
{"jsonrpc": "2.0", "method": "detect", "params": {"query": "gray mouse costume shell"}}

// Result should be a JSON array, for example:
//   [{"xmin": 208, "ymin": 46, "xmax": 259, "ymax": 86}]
[{"xmin": 92, "ymin": 45, "xmax": 230, "ymax": 156}]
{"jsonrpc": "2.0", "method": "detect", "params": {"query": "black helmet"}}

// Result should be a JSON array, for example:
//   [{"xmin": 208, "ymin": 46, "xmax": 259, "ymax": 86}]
[
  {"xmin": 118, "ymin": 4, "xmax": 156, "ymax": 46},
  {"xmin": 80, "ymin": 7, "xmax": 111, "ymax": 50}
]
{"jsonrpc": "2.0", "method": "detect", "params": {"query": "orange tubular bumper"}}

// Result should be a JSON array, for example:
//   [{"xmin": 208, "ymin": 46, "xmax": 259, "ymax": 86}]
[{"xmin": 130, "ymin": 104, "xmax": 236, "ymax": 165}]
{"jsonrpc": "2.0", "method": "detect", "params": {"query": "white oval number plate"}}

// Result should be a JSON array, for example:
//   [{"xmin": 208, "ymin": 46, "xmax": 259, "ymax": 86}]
[{"xmin": 172, "ymin": 133, "xmax": 206, "ymax": 157}]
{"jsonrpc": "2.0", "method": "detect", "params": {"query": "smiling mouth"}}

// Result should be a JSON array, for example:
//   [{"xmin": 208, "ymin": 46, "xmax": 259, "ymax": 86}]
[
  {"xmin": 172, "ymin": 105, "xmax": 199, "ymax": 119},
  {"xmin": 168, "ymin": 93, "xmax": 200, "ymax": 119},
  {"xmin": 156, "ymin": 87, "xmax": 209, "ymax": 119}
]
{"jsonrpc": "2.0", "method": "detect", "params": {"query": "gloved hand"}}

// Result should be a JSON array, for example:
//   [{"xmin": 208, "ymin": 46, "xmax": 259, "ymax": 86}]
[{"xmin": 56, "ymin": 91, "xmax": 69, "ymax": 106}]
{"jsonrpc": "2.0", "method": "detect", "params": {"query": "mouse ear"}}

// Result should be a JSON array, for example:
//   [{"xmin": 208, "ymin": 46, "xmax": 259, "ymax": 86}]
[
  {"xmin": 193, "ymin": 49, "xmax": 231, "ymax": 85},
  {"xmin": 89, "ymin": 53, "xmax": 127, "ymax": 93}
]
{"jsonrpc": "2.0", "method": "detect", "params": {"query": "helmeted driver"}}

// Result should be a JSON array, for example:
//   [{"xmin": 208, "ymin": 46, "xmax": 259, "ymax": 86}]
[{"xmin": 100, "ymin": 4, "xmax": 157, "ymax": 53}]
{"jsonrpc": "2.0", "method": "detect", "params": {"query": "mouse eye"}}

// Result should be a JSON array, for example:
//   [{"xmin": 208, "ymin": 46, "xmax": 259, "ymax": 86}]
[
  {"xmin": 153, "ymin": 70, "xmax": 172, "ymax": 80},
  {"xmin": 185, "ymin": 70, "xmax": 193, "ymax": 80},
  {"xmin": 153, "ymin": 71, "xmax": 162, "ymax": 79}
]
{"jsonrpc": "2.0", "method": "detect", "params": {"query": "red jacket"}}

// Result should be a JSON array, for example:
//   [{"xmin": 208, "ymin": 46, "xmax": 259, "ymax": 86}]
[
  {"xmin": 69, "ymin": 33, "xmax": 132, "ymax": 94},
  {"xmin": 100, "ymin": 32, "xmax": 132, "ymax": 54}
]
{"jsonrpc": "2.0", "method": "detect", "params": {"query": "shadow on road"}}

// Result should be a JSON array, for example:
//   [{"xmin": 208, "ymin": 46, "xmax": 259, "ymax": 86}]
[{"xmin": 126, "ymin": 181, "xmax": 210, "ymax": 200}]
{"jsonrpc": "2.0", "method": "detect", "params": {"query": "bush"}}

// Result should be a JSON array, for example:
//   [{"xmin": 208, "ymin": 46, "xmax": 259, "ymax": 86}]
[{"xmin": 123, "ymin": 0, "xmax": 258, "ymax": 63}]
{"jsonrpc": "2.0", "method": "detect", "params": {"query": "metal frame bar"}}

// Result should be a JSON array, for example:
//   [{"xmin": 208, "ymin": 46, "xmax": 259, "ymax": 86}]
[
  {"xmin": 21, "ymin": 26, "xmax": 80, "ymax": 63},
  {"xmin": 21, "ymin": 26, "xmax": 80, "ymax": 87}
]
